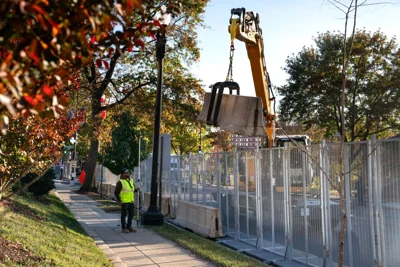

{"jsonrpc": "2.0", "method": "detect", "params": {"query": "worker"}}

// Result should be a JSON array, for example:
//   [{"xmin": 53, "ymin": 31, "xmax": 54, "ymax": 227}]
[{"xmin": 114, "ymin": 168, "xmax": 137, "ymax": 233}]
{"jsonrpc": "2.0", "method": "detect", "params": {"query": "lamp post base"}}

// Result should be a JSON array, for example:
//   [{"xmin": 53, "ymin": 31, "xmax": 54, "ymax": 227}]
[{"xmin": 141, "ymin": 208, "xmax": 164, "ymax": 226}]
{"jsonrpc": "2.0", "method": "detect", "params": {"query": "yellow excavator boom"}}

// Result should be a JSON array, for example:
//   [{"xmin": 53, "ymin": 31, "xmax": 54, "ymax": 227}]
[
  {"xmin": 229, "ymin": 8, "xmax": 276, "ymax": 147},
  {"xmin": 198, "ymin": 7, "xmax": 276, "ymax": 148}
]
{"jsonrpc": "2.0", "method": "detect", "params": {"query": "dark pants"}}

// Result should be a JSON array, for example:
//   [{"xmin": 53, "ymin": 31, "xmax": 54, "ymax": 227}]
[{"xmin": 121, "ymin": 202, "xmax": 134, "ymax": 229}]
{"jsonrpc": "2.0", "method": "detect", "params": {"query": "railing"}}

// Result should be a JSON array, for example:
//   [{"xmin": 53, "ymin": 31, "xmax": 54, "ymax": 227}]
[{"xmin": 134, "ymin": 136, "xmax": 400, "ymax": 267}]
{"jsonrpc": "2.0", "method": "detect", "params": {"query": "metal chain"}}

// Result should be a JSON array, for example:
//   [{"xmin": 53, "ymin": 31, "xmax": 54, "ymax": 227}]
[{"xmin": 225, "ymin": 41, "xmax": 235, "ymax": 81}]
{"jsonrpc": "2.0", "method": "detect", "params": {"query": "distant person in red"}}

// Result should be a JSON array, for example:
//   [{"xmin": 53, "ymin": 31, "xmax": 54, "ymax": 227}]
[{"xmin": 78, "ymin": 169, "xmax": 86, "ymax": 184}]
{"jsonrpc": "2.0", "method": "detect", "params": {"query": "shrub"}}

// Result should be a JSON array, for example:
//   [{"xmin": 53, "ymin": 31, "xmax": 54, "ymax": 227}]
[{"xmin": 19, "ymin": 169, "xmax": 56, "ymax": 197}]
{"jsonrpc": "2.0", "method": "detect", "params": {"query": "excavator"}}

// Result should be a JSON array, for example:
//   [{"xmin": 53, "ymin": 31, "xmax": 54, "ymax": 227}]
[
  {"xmin": 198, "ymin": 8, "xmax": 275, "ymax": 147},
  {"xmin": 198, "ymin": 8, "xmax": 310, "ymax": 149},
  {"xmin": 198, "ymin": 8, "xmax": 312, "ymax": 192},
  {"xmin": 198, "ymin": 9, "xmax": 342, "ymax": 233}
]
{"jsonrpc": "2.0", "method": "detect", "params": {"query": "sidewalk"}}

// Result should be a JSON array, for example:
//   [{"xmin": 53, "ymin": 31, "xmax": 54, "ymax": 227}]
[{"xmin": 54, "ymin": 180, "xmax": 214, "ymax": 267}]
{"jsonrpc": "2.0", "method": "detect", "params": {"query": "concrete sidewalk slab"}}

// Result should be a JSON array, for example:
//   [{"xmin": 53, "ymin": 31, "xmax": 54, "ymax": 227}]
[{"xmin": 54, "ymin": 180, "xmax": 213, "ymax": 267}]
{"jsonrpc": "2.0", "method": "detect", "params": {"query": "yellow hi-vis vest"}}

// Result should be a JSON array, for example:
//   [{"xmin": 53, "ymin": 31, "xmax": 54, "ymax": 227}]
[{"xmin": 120, "ymin": 178, "xmax": 134, "ymax": 203}]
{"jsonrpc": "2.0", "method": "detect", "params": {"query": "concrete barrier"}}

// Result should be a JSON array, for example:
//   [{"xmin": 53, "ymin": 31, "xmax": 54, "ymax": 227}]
[
  {"xmin": 142, "ymin": 193, "xmax": 174, "ymax": 218},
  {"xmin": 95, "ymin": 182, "xmax": 116, "ymax": 200},
  {"xmin": 173, "ymin": 200, "xmax": 224, "ymax": 238}
]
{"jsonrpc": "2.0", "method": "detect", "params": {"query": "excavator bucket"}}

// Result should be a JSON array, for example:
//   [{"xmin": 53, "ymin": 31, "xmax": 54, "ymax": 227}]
[{"xmin": 198, "ymin": 81, "xmax": 266, "ymax": 137}]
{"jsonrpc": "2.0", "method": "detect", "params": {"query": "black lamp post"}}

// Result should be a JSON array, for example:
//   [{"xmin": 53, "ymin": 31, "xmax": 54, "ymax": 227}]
[{"xmin": 142, "ymin": 7, "xmax": 171, "ymax": 226}]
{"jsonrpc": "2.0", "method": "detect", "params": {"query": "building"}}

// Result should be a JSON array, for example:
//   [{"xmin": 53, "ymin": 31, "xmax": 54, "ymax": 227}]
[{"xmin": 230, "ymin": 134, "xmax": 262, "ymax": 150}]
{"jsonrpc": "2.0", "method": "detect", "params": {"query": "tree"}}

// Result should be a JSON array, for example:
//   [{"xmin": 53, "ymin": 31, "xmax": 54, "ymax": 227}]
[
  {"xmin": 207, "ymin": 130, "xmax": 234, "ymax": 152},
  {"xmin": 99, "ymin": 111, "xmax": 149, "ymax": 174},
  {"xmin": 0, "ymin": 110, "xmax": 84, "ymax": 200},
  {"xmin": 79, "ymin": 0, "xmax": 209, "ymax": 192},
  {"xmin": 0, "ymin": 0, "xmax": 178, "ymax": 195},
  {"xmin": 0, "ymin": 0, "xmax": 162, "ymax": 132},
  {"xmin": 278, "ymin": 30, "xmax": 400, "ymax": 141},
  {"xmin": 278, "ymin": 2, "xmax": 398, "ymax": 265},
  {"xmin": 162, "ymin": 67, "xmax": 207, "ymax": 154}
]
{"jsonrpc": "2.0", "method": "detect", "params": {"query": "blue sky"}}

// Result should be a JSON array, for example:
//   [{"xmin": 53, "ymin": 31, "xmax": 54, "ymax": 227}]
[{"xmin": 191, "ymin": 0, "xmax": 400, "ymax": 104}]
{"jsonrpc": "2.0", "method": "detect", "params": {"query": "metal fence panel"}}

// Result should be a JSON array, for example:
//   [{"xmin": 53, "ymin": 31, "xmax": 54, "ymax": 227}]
[
  {"xmin": 218, "ymin": 152, "xmax": 235, "ymax": 236},
  {"xmin": 345, "ymin": 142, "xmax": 374, "ymax": 267},
  {"xmin": 380, "ymin": 139, "xmax": 400, "ymax": 267},
  {"xmin": 261, "ymin": 148, "xmax": 287, "ymax": 255},
  {"xmin": 136, "ymin": 137, "xmax": 400, "ymax": 267},
  {"xmin": 289, "ymin": 145, "xmax": 317, "ymax": 264}
]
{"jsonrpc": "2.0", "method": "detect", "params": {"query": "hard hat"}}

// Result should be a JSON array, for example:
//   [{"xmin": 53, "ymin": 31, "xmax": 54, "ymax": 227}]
[{"xmin": 121, "ymin": 168, "xmax": 129, "ymax": 175}]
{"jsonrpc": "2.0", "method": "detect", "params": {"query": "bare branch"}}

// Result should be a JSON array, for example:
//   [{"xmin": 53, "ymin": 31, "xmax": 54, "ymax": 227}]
[
  {"xmin": 349, "ymin": 1, "xmax": 394, "ymax": 12},
  {"xmin": 359, "ymin": 1, "xmax": 393, "ymax": 6},
  {"xmin": 343, "ymin": 0, "xmax": 358, "ymax": 77},
  {"xmin": 98, "ymin": 49, "xmax": 122, "ymax": 96},
  {"xmin": 90, "ymin": 60, "xmax": 96, "ymax": 83},
  {"xmin": 327, "ymin": 0, "xmax": 348, "ymax": 13},
  {"xmin": 103, "ymin": 82, "xmax": 152, "ymax": 110},
  {"xmin": 2, "ymin": 165, "xmax": 33, "ymax": 194},
  {"xmin": 333, "ymin": 0, "xmax": 352, "ymax": 9}
]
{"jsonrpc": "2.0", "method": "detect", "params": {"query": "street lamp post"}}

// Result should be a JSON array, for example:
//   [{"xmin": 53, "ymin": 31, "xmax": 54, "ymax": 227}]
[{"xmin": 142, "ymin": 8, "xmax": 171, "ymax": 226}]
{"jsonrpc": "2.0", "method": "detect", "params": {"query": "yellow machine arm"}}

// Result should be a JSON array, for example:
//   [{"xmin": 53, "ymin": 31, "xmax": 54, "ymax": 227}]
[
  {"xmin": 229, "ymin": 8, "xmax": 276, "ymax": 147},
  {"xmin": 198, "ymin": 8, "xmax": 277, "ymax": 147}
]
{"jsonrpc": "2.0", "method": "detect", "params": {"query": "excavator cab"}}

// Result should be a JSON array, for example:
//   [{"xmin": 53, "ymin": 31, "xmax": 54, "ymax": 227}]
[{"xmin": 198, "ymin": 81, "xmax": 266, "ymax": 137}]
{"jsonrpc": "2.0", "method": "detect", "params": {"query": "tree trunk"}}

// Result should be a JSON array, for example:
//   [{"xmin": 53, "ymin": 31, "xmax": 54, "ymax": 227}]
[
  {"xmin": 338, "ymin": 180, "xmax": 347, "ymax": 266},
  {"xmin": 80, "ymin": 138, "xmax": 99, "ymax": 192},
  {"xmin": 79, "ymin": 76, "xmax": 102, "ymax": 193}
]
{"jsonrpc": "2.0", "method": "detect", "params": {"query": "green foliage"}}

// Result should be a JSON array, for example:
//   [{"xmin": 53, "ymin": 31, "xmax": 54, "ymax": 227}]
[
  {"xmin": 278, "ymin": 30, "xmax": 400, "ymax": 141},
  {"xmin": 16, "ymin": 169, "xmax": 56, "ymax": 197},
  {"xmin": 80, "ymin": 0, "xmax": 210, "ymax": 191},
  {"xmin": 99, "ymin": 111, "xmax": 149, "ymax": 175}
]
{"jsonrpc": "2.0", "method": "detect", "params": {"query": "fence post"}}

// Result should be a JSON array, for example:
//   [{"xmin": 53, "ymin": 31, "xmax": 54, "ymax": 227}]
[
  {"xmin": 178, "ymin": 156, "xmax": 182, "ymax": 201},
  {"xmin": 225, "ymin": 152, "xmax": 230, "ymax": 236},
  {"xmin": 146, "ymin": 158, "xmax": 151, "ymax": 193},
  {"xmin": 189, "ymin": 153, "xmax": 193, "ymax": 202},
  {"xmin": 283, "ymin": 143, "xmax": 292, "ymax": 260},
  {"xmin": 270, "ymin": 149, "xmax": 275, "ymax": 250},
  {"xmin": 245, "ymin": 152, "xmax": 250, "ymax": 243},
  {"xmin": 302, "ymin": 148, "xmax": 309, "ymax": 264},
  {"xmin": 217, "ymin": 150, "xmax": 221, "ymax": 210},
  {"xmin": 234, "ymin": 149, "xmax": 240, "ymax": 241},
  {"xmin": 256, "ymin": 141, "xmax": 263, "ymax": 249},
  {"xmin": 375, "ymin": 136, "xmax": 386, "ymax": 267},
  {"xmin": 367, "ymin": 139, "xmax": 377, "ymax": 265},
  {"xmin": 344, "ymin": 143, "xmax": 354, "ymax": 267},
  {"xmin": 372, "ymin": 135, "xmax": 385, "ymax": 267},
  {"xmin": 320, "ymin": 140, "xmax": 331, "ymax": 266},
  {"xmin": 372, "ymin": 135, "xmax": 382, "ymax": 266},
  {"xmin": 170, "ymin": 156, "xmax": 176, "ymax": 214},
  {"xmin": 195, "ymin": 154, "xmax": 199, "ymax": 203},
  {"xmin": 202, "ymin": 153, "xmax": 206, "ymax": 205}
]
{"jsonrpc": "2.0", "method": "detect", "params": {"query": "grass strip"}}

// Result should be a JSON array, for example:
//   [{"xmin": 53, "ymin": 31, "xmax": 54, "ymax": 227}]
[
  {"xmin": 87, "ymin": 194, "xmax": 121, "ymax": 213},
  {"xmin": 0, "ymin": 192, "xmax": 113, "ymax": 267},
  {"xmin": 150, "ymin": 224, "xmax": 269, "ymax": 267}
]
